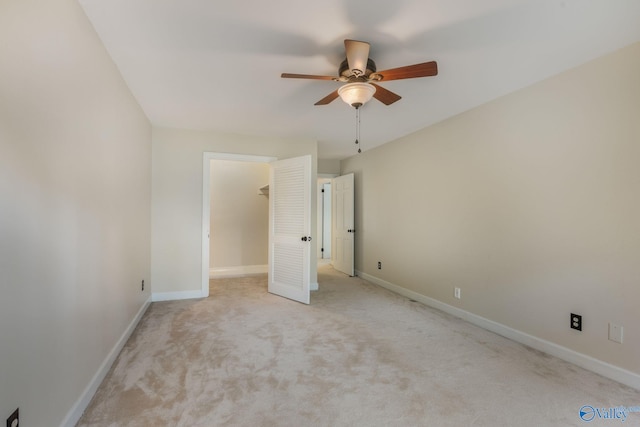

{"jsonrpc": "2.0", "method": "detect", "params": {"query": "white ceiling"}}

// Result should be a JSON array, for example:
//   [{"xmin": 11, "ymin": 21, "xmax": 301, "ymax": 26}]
[{"xmin": 79, "ymin": 0, "xmax": 640, "ymax": 159}]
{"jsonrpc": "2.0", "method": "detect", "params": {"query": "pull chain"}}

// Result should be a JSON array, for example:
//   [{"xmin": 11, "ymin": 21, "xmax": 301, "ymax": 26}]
[{"xmin": 354, "ymin": 106, "xmax": 362, "ymax": 153}]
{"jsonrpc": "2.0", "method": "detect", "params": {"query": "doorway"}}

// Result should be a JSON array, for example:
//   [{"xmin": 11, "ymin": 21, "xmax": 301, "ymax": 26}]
[
  {"xmin": 317, "ymin": 175, "xmax": 336, "ymax": 263},
  {"xmin": 209, "ymin": 159, "xmax": 270, "ymax": 279},
  {"xmin": 201, "ymin": 153, "xmax": 276, "ymax": 297}
]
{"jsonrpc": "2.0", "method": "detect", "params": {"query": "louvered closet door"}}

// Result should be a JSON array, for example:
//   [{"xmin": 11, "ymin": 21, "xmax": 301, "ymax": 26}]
[{"xmin": 268, "ymin": 155, "xmax": 311, "ymax": 304}]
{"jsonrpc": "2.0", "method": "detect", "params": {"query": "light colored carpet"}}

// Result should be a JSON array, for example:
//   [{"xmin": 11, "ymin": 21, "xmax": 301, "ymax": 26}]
[{"xmin": 77, "ymin": 265, "xmax": 640, "ymax": 426}]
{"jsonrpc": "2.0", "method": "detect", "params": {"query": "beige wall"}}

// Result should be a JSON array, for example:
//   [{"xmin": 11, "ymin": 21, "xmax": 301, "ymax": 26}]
[
  {"xmin": 341, "ymin": 43, "xmax": 640, "ymax": 375},
  {"xmin": 318, "ymin": 158, "xmax": 341, "ymax": 175},
  {"xmin": 210, "ymin": 160, "xmax": 269, "ymax": 268},
  {"xmin": 152, "ymin": 127, "xmax": 317, "ymax": 295},
  {"xmin": 0, "ymin": 1, "xmax": 152, "ymax": 425}
]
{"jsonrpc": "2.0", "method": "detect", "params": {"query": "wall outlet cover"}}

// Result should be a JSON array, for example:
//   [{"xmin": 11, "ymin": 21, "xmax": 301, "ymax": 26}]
[
  {"xmin": 7, "ymin": 408, "xmax": 18, "ymax": 427},
  {"xmin": 571, "ymin": 313, "xmax": 582, "ymax": 331}
]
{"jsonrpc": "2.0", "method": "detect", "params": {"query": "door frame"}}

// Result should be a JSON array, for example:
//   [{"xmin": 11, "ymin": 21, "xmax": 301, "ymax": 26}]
[{"xmin": 201, "ymin": 152, "xmax": 277, "ymax": 297}]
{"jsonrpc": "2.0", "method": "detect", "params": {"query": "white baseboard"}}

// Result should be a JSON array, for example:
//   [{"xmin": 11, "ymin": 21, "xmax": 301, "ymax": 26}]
[
  {"xmin": 210, "ymin": 264, "xmax": 268, "ymax": 279},
  {"xmin": 357, "ymin": 271, "xmax": 640, "ymax": 391},
  {"xmin": 60, "ymin": 296, "xmax": 152, "ymax": 427},
  {"xmin": 310, "ymin": 282, "xmax": 319, "ymax": 291},
  {"xmin": 152, "ymin": 289, "xmax": 205, "ymax": 302}
]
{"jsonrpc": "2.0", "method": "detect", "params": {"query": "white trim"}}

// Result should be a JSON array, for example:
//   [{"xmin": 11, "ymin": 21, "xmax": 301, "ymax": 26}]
[
  {"xmin": 60, "ymin": 297, "xmax": 151, "ymax": 427},
  {"xmin": 357, "ymin": 271, "xmax": 640, "ymax": 391},
  {"xmin": 152, "ymin": 290, "xmax": 205, "ymax": 302},
  {"xmin": 202, "ymin": 152, "xmax": 277, "ymax": 300},
  {"xmin": 318, "ymin": 173, "xmax": 338, "ymax": 179},
  {"xmin": 210, "ymin": 264, "xmax": 268, "ymax": 278},
  {"xmin": 310, "ymin": 282, "xmax": 319, "ymax": 291}
]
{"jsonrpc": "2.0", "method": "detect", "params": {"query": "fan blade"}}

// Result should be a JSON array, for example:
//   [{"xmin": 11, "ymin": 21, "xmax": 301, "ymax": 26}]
[
  {"xmin": 344, "ymin": 39, "xmax": 370, "ymax": 77},
  {"xmin": 376, "ymin": 61, "xmax": 438, "ymax": 81},
  {"xmin": 281, "ymin": 73, "xmax": 335, "ymax": 80},
  {"xmin": 314, "ymin": 90, "xmax": 340, "ymax": 105},
  {"xmin": 371, "ymin": 83, "xmax": 402, "ymax": 105}
]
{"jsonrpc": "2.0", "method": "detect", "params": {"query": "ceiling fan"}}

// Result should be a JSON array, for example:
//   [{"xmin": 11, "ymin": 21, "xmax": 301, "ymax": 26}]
[{"xmin": 281, "ymin": 39, "xmax": 438, "ymax": 108}]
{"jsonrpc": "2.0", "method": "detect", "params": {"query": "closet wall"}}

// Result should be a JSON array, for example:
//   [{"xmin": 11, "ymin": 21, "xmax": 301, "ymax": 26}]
[{"xmin": 210, "ymin": 160, "xmax": 269, "ymax": 276}]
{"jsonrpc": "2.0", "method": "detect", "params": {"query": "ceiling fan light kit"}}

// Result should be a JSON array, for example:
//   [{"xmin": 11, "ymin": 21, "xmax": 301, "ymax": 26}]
[{"xmin": 338, "ymin": 82, "xmax": 376, "ymax": 109}]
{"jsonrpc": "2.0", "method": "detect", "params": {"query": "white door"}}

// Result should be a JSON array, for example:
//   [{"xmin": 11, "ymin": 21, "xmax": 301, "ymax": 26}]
[
  {"xmin": 268, "ymin": 155, "xmax": 312, "ymax": 304},
  {"xmin": 332, "ymin": 173, "xmax": 354, "ymax": 276}
]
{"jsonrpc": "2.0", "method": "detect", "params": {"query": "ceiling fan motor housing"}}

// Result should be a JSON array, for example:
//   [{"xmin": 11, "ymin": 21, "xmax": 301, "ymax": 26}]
[{"xmin": 339, "ymin": 58, "xmax": 377, "ymax": 81}]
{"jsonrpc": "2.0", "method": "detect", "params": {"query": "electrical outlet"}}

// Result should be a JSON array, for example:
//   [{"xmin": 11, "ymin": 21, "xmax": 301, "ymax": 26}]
[
  {"xmin": 608, "ymin": 323, "xmax": 623, "ymax": 344},
  {"xmin": 141, "ymin": 279, "xmax": 145, "ymax": 291},
  {"xmin": 454, "ymin": 287, "xmax": 461, "ymax": 299},
  {"xmin": 7, "ymin": 408, "xmax": 18, "ymax": 427},
  {"xmin": 377, "ymin": 261, "xmax": 381, "ymax": 270},
  {"xmin": 571, "ymin": 313, "xmax": 582, "ymax": 331}
]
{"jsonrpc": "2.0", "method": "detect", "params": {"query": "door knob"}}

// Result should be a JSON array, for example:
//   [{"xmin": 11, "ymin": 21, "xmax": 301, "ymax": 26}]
[{"xmin": 301, "ymin": 236, "xmax": 307, "ymax": 241}]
